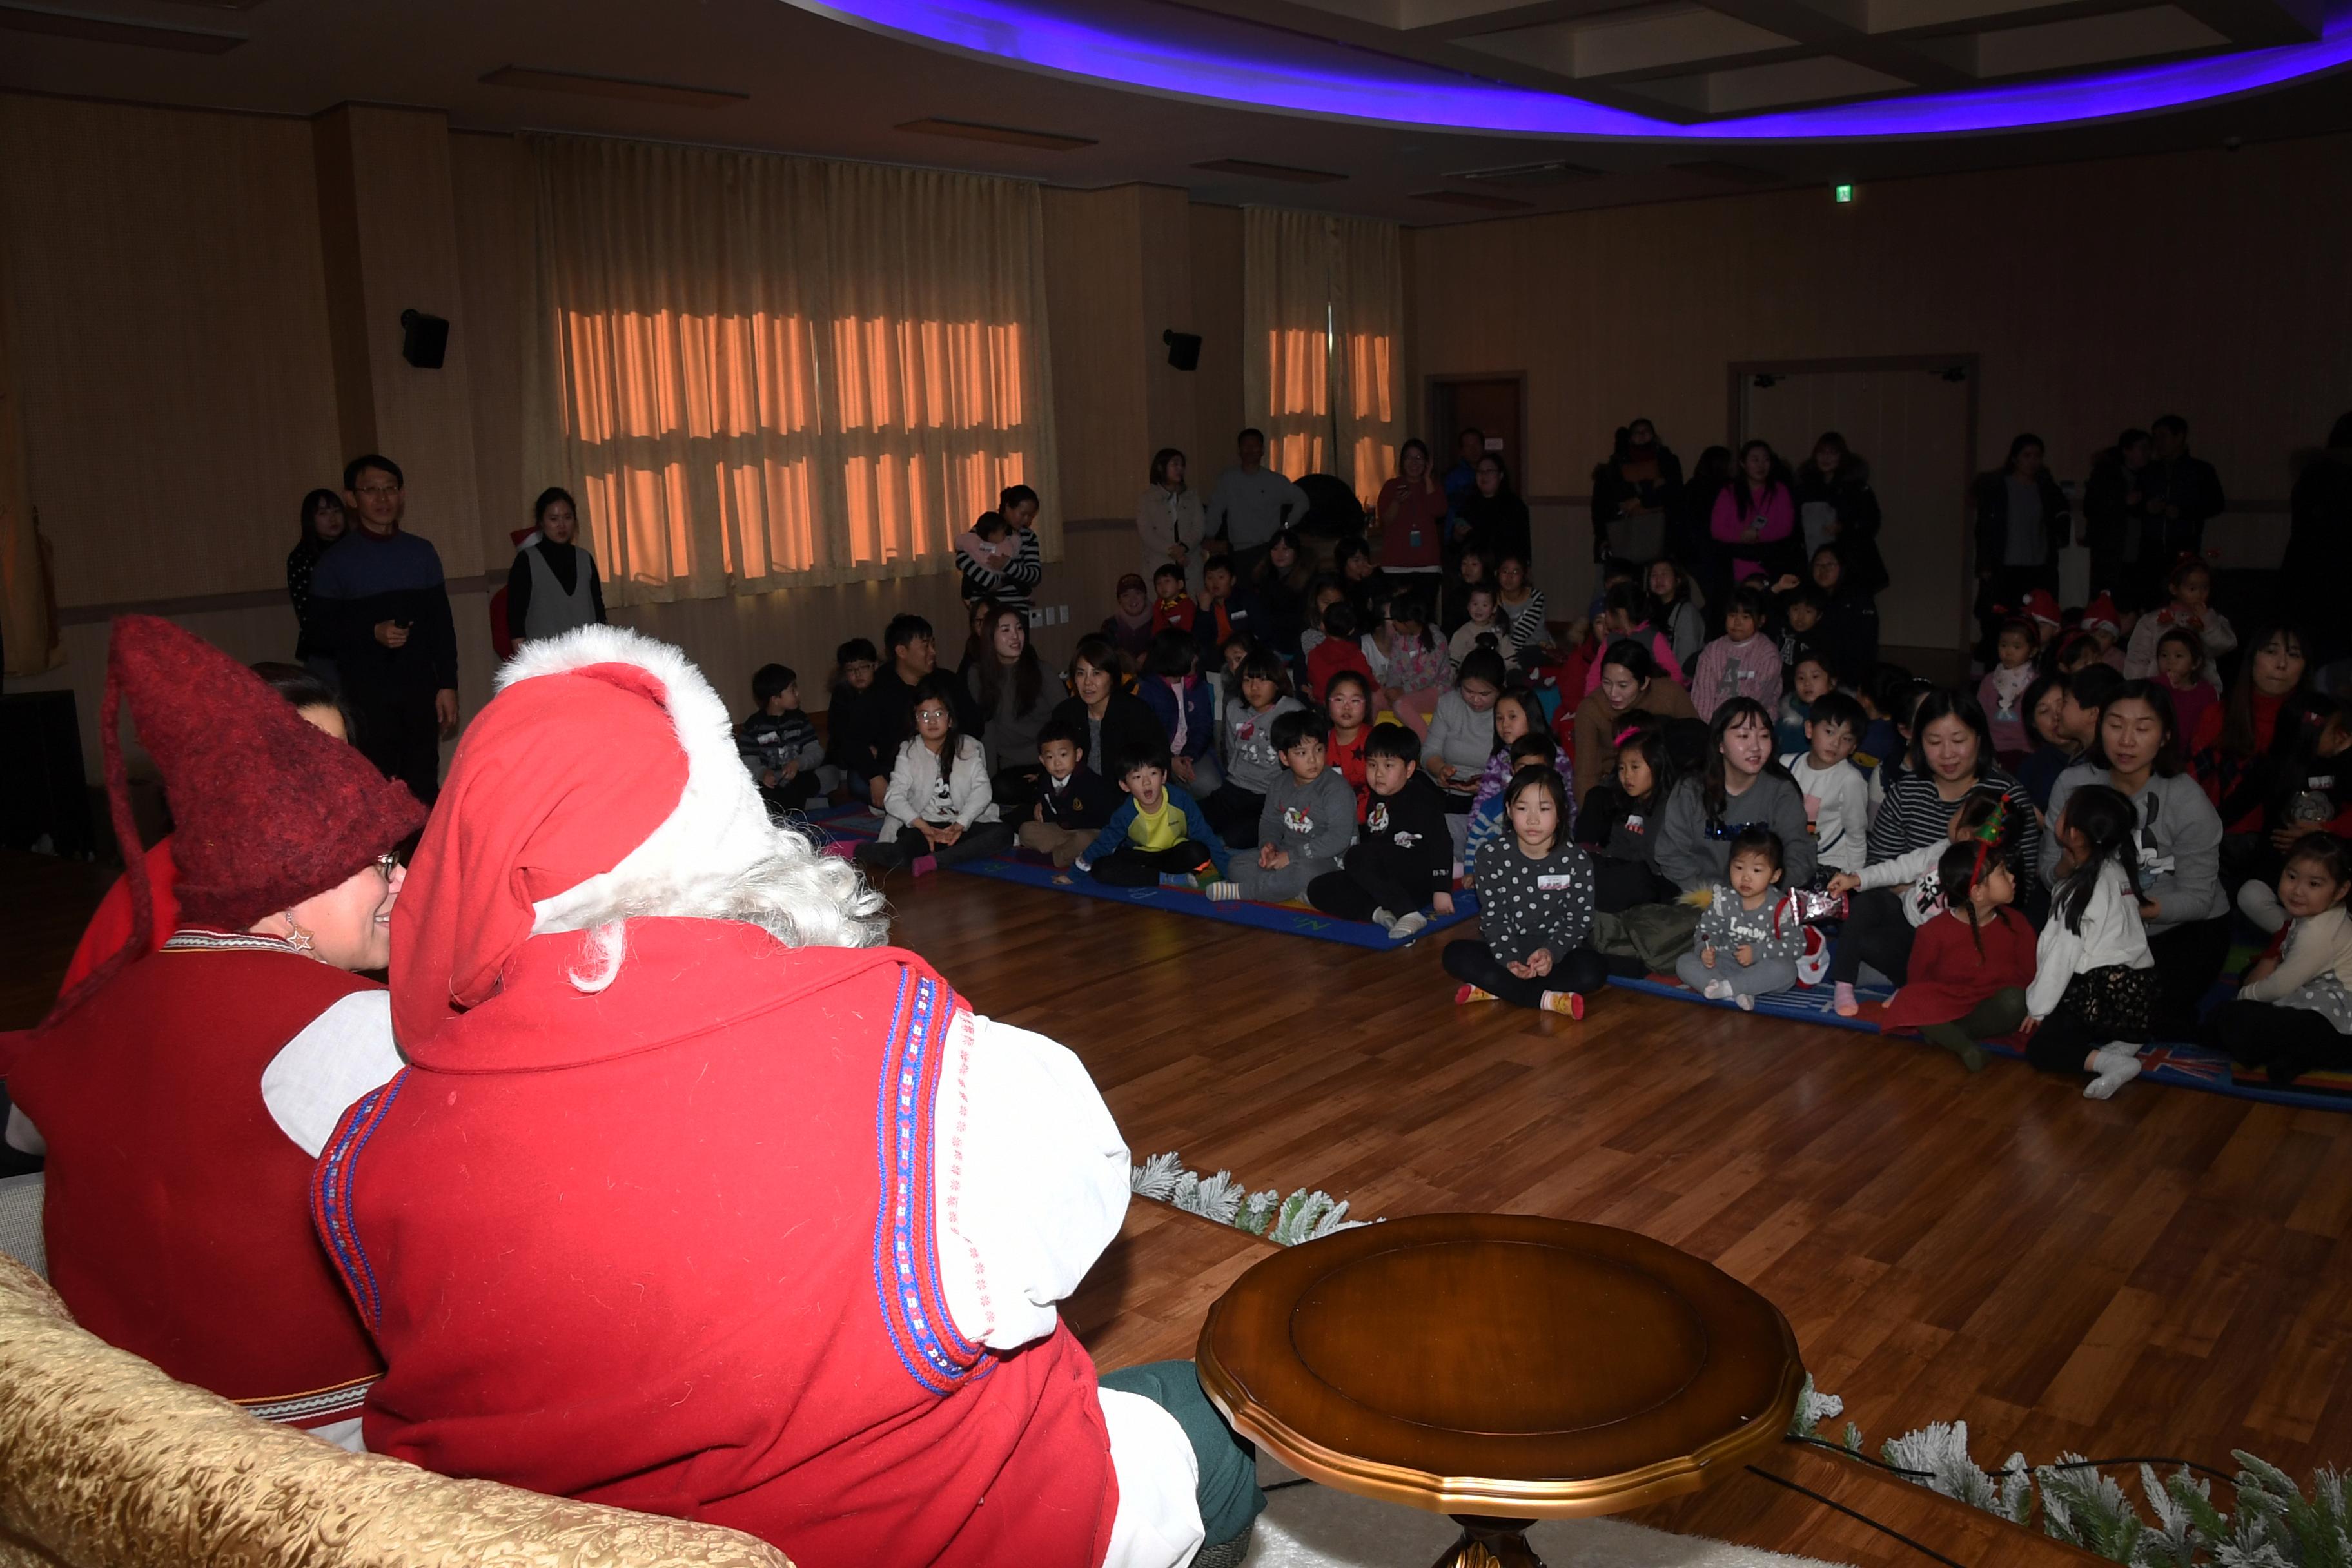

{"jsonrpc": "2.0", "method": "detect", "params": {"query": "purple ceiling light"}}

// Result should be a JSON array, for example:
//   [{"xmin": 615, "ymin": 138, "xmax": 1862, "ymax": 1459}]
[{"xmin": 787, "ymin": 0, "xmax": 2352, "ymax": 140}]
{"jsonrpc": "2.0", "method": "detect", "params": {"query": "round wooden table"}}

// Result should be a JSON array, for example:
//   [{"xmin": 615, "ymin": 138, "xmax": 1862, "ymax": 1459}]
[{"xmin": 1196, "ymin": 1213, "xmax": 1805, "ymax": 1568}]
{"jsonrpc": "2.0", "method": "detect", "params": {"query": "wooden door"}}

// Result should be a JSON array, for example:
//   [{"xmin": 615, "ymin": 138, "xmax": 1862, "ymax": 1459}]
[
  {"xmin": 1740, "ymin": 364, "xmax": 1975, "ymax": 658},
  {"xmin": 1429, "ymin": 376, "xmax": 1526, "ymax": 491}
]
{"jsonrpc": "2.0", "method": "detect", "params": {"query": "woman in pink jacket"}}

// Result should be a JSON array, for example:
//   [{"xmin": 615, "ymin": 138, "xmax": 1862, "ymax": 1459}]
[{"xmin": 1710, "ymin": 440, "xmax": 1801, "ymax": 585}]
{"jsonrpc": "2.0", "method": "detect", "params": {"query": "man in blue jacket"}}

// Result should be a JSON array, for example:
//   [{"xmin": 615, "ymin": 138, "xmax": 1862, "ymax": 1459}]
[{"xmin": 309, "ymin": 453, "xmax": 457, "ymax": 804}]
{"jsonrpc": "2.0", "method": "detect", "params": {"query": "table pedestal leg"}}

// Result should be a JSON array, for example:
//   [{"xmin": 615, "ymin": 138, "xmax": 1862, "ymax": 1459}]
[{"xmin": 1432, "ymin": 1516, "xmax": 1544, "ymax": 1568}]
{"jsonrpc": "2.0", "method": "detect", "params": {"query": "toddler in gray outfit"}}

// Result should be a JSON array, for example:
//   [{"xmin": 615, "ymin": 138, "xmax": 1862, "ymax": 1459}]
[{"xmin": 1675, "ymin": 825, "xmax": 1806, "ymax": 1010}]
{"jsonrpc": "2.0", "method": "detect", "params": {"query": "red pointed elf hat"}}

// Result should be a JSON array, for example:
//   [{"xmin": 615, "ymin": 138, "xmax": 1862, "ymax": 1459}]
[{"xmin": 50, "ymin": 616, "xmax": 425, "ymax": 1019}]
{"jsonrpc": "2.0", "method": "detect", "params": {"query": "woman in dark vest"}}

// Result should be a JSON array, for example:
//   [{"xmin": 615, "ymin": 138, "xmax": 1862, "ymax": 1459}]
[{"xmin": 505, "ymin": 485, "xmax": 607, "ymax": 646}]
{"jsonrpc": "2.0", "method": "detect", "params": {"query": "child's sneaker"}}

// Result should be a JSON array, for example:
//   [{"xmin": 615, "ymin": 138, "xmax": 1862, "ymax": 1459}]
[
  {"xmin": 1206, "ymin": 881, "xmax": 1240, "ymax": 903},
  {"xmin": 911, "ymin": 854, "xmax": 938, "ymax": 878},
  {"xmin": 1388, "ymin": 911, "xmax": 1429, "ymax": 941},
  {"xmin": 1455, "ymin": 983, "xmax": 1498, "ymax": 1004},
  {"xmin": 1540, "ymin": 990, "xmax": 1585, "ymax": 1019},
  {"xmin": 1157, "ymin": 872, "xmax": 1200, "ymax": 890}
]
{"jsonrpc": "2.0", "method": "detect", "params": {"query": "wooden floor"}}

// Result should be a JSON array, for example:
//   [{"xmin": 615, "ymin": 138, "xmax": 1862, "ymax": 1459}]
[{"xmin": 9, "ymin": 845, "xmax": 2346, "ymax": 1565}]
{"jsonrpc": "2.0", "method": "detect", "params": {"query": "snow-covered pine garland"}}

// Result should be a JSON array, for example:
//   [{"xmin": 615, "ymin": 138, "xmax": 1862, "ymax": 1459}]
[
  {"xmin": 1129, "ymin": 1152, "xmax": 1373, "ymax": 1246},
  {"xmin": 1787, "ymin": 1378, "xmax": 2349, "ymax": 1565}
]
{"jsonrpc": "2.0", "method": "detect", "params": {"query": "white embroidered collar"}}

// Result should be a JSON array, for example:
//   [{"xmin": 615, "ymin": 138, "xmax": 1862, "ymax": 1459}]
[{"xmin": 162, "ymin": 927, "xmax": 301, "ymax": 956}]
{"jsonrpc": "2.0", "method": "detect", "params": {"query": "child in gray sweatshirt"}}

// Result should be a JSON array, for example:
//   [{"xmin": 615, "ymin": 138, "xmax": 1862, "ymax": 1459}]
[
  {"xmin": 1675, "ymin": 826, "xmax": 1806, "ymax": 1009},
  {"xmin": 1215, "ymin": 710, "xmax": 1358, "ymax": 903}
]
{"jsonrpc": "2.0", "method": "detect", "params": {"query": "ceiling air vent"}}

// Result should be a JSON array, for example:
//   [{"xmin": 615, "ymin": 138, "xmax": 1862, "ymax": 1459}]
[
  {"xmin": 1191, "ymin": 158, "xmax": 1346, "ymax": 184},
  {"xmin": 480, "ymin": 66, "xmax": 749, "ymax": 108},
  {"xmin": 1449, "ymin": 161, "xmax": 1603, "ymax": 186},
  {"xmin": 1409, "ymin": 190, "xmax": 1534, "ymax": 211},
  {"xmin": 897, "ymin": 118, "xmax": 1097, "ymax": 152},
  {"xmin": 0, "ymin": 3, "xmax": 242, "ymax": 50}
]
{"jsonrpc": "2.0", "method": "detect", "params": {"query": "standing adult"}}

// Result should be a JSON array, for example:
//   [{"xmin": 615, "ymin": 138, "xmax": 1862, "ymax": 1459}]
[
  {"xmin": 1451, "ymin": 453, "xmax": 1531, "ymax": 574},
  {"xmin": 1710, "ymin": 440, "xmax": 1800, "ymax": 585},
  {"xmin": 1830, "ymin": 691, "xmax": 2043, "ymax": 1013},
  {"xmin": 1971, "ymin": 434, "xmax": 2069, "ymax": 657},
  {"xmin": 1442, "ymin": 427, "xmax": 1484, "ymax": 505},
  {"xmin": 2282, "ymin": 413, "xmax": 2352, "ymax": 667},
  {"xmin": 1206, "ymin": 427, "xmax": 1308, "ymax": 585},
  {"xmin": 993, "ymin": 484, "xmax": 1046, "ymax": 617},
  {"xmin": 308, "ymin": 453, "xmax": 458, "ymax": 805},
  {"xmin": 2044, "ymin": 681, "xmax": 2229, "ymax": 1035},
  {"xmin": 2139, "ymin": 415, "xmax": 2226, "ymax": 575},
  {"xmin": 1136, "ymin": 448, "xmax": 1207, "ymax": 602},
  {"xmin": 1374, "ymin": 439, "xmax": 1447, "ymax": 578},
  {"xmin": 1794, "ymin": 433, "xmax": 1885, "ymax": 597},
  {"xmin": 8, "ymin": 616, "xmax": 422, "ymax": 1451},
  {"xmin": 318, "ymin": 622, "xmax": 1260, "ymax": 1568},
  {"xmin": 1591, "ymin": 419, "xmax": 1684, "ymax": 567},
  {"xmin": 504, "ymin": 486, "xmax": 607, "ymax": 646},
  {"xmin": 2081, "ymin": 429, "xmax": 2153, "ymax": 605},
  {"xmin": 286, "ymin": 488, "xmax": 346, "ymax": 685}
]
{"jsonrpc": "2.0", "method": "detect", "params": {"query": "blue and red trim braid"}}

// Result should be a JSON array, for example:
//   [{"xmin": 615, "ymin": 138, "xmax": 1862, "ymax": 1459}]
[
  {"xmin": 872, "ymin": 968, "xmax": 985, "ymax": 1394},
  {"xmin": 312, "ymin": 1069, "xmax": 408, "ymax": 1331}
]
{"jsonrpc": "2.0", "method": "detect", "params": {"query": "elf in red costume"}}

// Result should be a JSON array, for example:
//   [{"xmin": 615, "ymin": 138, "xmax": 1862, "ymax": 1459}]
[
  {"xmin": 7, "ymin": 616, "xmax": 424, "ymax": 1446},
  {"xmin": 314, "ymin": 624, "xmax": 1260, "ymax": 1568}
]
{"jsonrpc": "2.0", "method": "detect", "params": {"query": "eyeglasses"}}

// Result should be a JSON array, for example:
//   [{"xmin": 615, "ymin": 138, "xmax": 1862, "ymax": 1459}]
[
  {"xmin": 375, "ymin": 852, "xmax": 403, "ymax": 879},
  {"xmin": 353, "ymin": 483, "xmax": 402, "ymax": 498}
]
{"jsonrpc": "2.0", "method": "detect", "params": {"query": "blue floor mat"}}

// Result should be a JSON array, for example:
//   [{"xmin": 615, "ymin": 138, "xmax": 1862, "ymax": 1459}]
[{"xmin": 946, "ymin": 854, "xmax": 1483, "ymax": 950}]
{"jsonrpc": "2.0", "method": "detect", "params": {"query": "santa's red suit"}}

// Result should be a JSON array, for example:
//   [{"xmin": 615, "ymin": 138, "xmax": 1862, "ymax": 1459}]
[
  {"xmin": 316, "ymin": 625, "xmax": 1201, "ymax": 1568},
  {"xmin": 6, "ymin": 616, "xmax": 422, "ymax": 1436}
]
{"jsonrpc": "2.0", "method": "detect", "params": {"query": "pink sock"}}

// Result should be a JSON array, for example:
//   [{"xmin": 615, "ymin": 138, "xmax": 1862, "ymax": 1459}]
[{"xmin": 1833, "ymin": 981, "xmax": 1858, "ymax": 1017}]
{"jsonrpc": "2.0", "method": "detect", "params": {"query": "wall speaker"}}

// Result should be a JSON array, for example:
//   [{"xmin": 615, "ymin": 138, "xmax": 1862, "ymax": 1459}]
[
  {"xmin": 1162, "ymin": 329, "xmax": 1201, "ymax": 372},
  {"xmin": 400, "ymin": 309, "xmax": 449, "ymax": 369}
]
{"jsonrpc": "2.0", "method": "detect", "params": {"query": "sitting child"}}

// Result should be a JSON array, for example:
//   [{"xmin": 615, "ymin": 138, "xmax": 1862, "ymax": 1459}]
[
  {"xmin": 1203, "ymin": 647, "xmax": 1303, "ymax": 848},
  {"xmin": 1577, "ymin": 580, "xmax": 1685, "ymax": 694},
  {"xmin": 853, "ymin": 674, "xmax": 1013, "ymax": 874},
  {"xmin": 1777, "ymin": 587, "xmax": 1826, "ymax": 673},
  {"xmin": 1778, "ymin": 691, "xmax": 1868, "ymax": 880},
  {"xmin": 1448, "ymin": 582, "xmax": 1512, "ymax": 674},
  {"xmin": 1774, "ymin": 651, "xmax": 1833, "ymax": 756},
  {"xmin": 1015, "ymin": 719, "xmax": 1110, "ymax": 868},
  {"xmin": 1674, "ymin": 825, "xmax": 1803, "ymax": 1010},
  {"xmin": 2023, "ymin": 783, "xmax": 2156, "ymax": 1098},
  {"xmin": 736, "ymin": 662, "xmax": 824, "ymax": 817},
  {"xmin": 1446, "ymin": 765, "xmax": 1607, "ymax": 1017},
  {"xmin": 1691, "ymin": 587, "xmax": 1781, "ymax": 722},
  {"xmin": 2124, "ymin": 556, "xmax": 2233, "ymax": 685},
  {"xmin": 1194, "ymin": 555, "xmax": 1264, "ymax": 654},
  {"xmin": 1101, "ymin": 572, "xmax": 1157, "ymax": 663},
  {"xmin": 1880, "ymin": 837, "xmax": 2036, "ymax": 1072},
  {"xmin": 1977, "ymin": 615, "xmax": 2039, "ymax": 761},
  {"xmin": 1825, "ymin": 794, "xmax": 2006, "ymax": 1015},
  {"xmin": 1305, "ymin": 600, "xmax": 1376, "ymax": 703},
  {"xmin": 1423, "ymin": 648, "xmax": 1507, "ymax": 821},
  {"xmin": 2153, "ymin": 627, "xmax": 2217, "ymax": 749},
  {"xmin": 1306, "ymin": 722, "xmax": 1455, "ymax": 939},
  {"xmin": 1576, "ymin": 720, "xmax": 1678, "ymax": 913},
  {"xmin": 1324, "ymin": 669, "xmax": 1373, "ymax": 821},
  {"xmin": 1074, "ymin": 738, "xmax": 1232, "ymax": 888},
  {"xmin": 954, "ymin": 511, "xmax": 1017, "ymax": 605},
  {"xmin": 1137, "ymin": 627, "xmax": 1222, "ymax": 797},
  {"xmin": 1464, "ymin": 687, "xmax": 1572, "ymax": 864},
  {"xmin": 824, "ymin": 637, "xmax": 887, "ymax": 807},
  {"xmin": 2202, "ymin": 834, "xmax": 2352, "ymax": 1084},
  {"xmin": 1150, "ymin": 562, "xmax": 1199, "ymax": 635},
  {"xmin": 1211, "ymin": 710, "xmax": 1357, "ymax": 905},
  {"xmin": 2077, "ymin": 594, "xmax": 2128, "ymax": 671}
]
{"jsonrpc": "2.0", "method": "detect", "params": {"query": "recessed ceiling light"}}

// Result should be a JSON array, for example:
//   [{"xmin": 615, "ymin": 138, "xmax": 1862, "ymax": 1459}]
[
  {"xmin": 0, "ymin": 3, "xmax": 242, "ymax": 50},
  {"xmin": 1409, "ymin": 190, "xmax": 1534, "ymax": 211},
  {"xmin": 1669, "ymin": 160, "xmax": 1783, "ymax": 184},
  {"xmin": 1451, "ymin": 161, "xmax": 1604, "ymax": 186},
  {"xmin": 480, "ymin": 66, "xmax": 749, "ymax": 108},
  {"xmin": 1191, "ymin": 158, "xmax": 1346, "ymax": 184},
  {"xmin": 897, "ymin": 117, "xmax": 1096, "ymax": 151}
]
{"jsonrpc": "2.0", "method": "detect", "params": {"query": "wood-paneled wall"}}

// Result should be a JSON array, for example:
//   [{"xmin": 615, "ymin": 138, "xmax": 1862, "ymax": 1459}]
[
  {"xmin": 0, "ymin": 95, "xmax": 344, "ymax": 609},
  {"xmin": 1409, "ymin": 132, "xmax": 2352, "ymax": 609}
]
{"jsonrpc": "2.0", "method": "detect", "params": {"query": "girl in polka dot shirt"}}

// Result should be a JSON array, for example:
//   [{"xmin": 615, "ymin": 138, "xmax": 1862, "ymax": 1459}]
[{"xmin": 1445, "ymin": 765, "xmax": 1609, "ymax": 1017}]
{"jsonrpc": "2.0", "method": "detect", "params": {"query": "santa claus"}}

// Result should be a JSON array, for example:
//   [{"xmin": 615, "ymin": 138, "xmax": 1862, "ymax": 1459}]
[{"xmin": 312, "ymin": 624, "xmax": 1259, "ymax": 1567}]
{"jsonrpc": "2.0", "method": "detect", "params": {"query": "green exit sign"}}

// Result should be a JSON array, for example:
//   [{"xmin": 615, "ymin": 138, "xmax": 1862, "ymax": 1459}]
[{"xmin": 1833, "ymin": 183, "xmax": 1855, "ymax": 204}]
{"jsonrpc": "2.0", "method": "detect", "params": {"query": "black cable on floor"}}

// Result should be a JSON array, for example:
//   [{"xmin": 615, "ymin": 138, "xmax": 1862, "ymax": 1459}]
[{"xmin": 1744, "ymin": 1464, "xmax": 1970, "ymax": 1568}]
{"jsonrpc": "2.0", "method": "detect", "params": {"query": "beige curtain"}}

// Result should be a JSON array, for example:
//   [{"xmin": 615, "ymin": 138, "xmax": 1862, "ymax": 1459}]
[
  {"xmin": 1331, "ymin": 217, "xmax": 1404, "ymax": 508},
  {"xmin": 1242, "ymin": 209, "xmax": 1332, "ymax": 485},
  {"xmin": 1244, "ymin": 210, "xmax": 1403, "ymax": 505},
  {"xmin": 525, "ymin": 135, "xmax": 1055, "ymax": 605}
]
